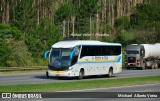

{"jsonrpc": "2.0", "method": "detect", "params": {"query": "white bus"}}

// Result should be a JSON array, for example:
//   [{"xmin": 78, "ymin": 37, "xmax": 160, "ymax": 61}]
[{"xmin": 46, "ymin": 40, "xmax": 122, "ymax": 79}]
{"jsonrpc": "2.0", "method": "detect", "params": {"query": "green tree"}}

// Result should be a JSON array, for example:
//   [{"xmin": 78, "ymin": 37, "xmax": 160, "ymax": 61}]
[
  {"xmin": 115, "ymin": 16, "xmax": 130, "ymax": 31},
  {"xmin": 130, "ymin": 1, "xmax": 160, "ymax": 43},
  {"xmin": 75, "ymin": 0, "xmax": 100, "ymax": 34},
  {"xmin": 0, "ymin": 37, "xmax": 11, "ymax": 67},
  {"xmin": 31, "ymin": 17, "xmax": 62, "ymax": 57},
  {"xmin": 0, "ymin": 23, "xmax": 32, "ymax": 67},
  {"xmin": 54, "ymin": 2, "xmax": 75, "ymax": 24},
  {"xmin": 10, "ymin": 0, "xmax": 36, "ymax": 32}
]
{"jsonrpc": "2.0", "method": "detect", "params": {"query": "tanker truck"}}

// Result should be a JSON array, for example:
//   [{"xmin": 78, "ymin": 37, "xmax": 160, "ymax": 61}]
[{"xmin": 125, "ymin": 44, "xmax": 160, "ymax": 70}]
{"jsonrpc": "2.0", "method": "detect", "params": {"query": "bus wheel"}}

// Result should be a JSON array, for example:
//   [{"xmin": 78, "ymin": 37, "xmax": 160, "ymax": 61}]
[
  {"xmin": 78, "ymin": 69, "xmax": 84, "ymax": 80},
  {"xmin": 151, "ymin": 64, "xmax": 154, "ymax": 69},
  {"xmin": 154, "ymin": 63, "xmax": 158, "ymax": 69},
  {"xmin": 107, "ymin": 68, "xmax": 113, "ymax": 78},
  {"xmin": 46, "ymin": 71, "xmax": 50, "ymax": 78}
]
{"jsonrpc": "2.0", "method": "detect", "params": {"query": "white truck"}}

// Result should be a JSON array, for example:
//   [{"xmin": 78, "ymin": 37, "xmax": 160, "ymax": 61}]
[{"xmin": 125, "ymin": 44, "xmax": 160, "ymax": 70}]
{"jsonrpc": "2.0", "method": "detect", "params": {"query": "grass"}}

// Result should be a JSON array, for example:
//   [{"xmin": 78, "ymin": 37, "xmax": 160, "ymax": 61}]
[{"xmin": 0, "ymin": 75, "xmax": 160, "ymax": 92}]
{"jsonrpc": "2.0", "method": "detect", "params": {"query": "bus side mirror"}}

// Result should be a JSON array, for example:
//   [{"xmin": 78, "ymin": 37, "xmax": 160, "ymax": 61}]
[
  {"xmin": 44, "ymin": 50, "xmax": 50, "ymax": 59},
  {"xmin": 70, "ymin": 50, "xmax": 77, "ymax": 59}
]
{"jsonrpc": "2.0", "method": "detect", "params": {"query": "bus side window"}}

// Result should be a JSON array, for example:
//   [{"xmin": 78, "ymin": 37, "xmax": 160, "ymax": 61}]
[
  {"xmin": 80, "ymin": 46, "xmax": 88, "ymax": 58},
  {"xmin": 110, "ymin": 46, "xmax": 115, "ymax": 55},
  {"xmin": 115, "ymin": 46, "xmax": 121, "ymax": 55},
  {"xmin": 71, "ymin": 46, "xmax": 80, "ymax": 66},
  {"xmin": 71, "ymin": 55, "xmax": 78, "ymax": 66}
]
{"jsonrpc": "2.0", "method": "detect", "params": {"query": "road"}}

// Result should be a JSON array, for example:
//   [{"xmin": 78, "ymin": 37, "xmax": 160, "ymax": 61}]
[
  {"xmin": 0, "ymin": 69, "xmax": 160, "ymax": 85},
  {"xmin": 1, "ymin": 83, "xmax": 160, "ymax": 101},
  {"xmin": 46, "ymin": 83, "xmax": 160, "ymax": 101}
]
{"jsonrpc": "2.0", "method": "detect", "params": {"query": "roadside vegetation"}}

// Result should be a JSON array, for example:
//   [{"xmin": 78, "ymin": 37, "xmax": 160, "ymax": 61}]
[
  {"xmin": 0, "ymin": 75, "xmax": 160, "ymax": 92},
  {"xmin": 0, "ymin": 0, "xmax": 160, "ymax": 67}
]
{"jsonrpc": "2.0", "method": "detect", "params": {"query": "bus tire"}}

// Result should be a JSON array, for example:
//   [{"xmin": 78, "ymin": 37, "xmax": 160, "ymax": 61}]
[
  {"xmin": 107, "ymin": 68, "xmax": 113, "ymax": 78},
  {"xmin": 46, "ymin": 71, "xmax": 50, "ymax": 78},
  {"xmin": 78, "ymin": 69, "xmax": 84, "ymax": 80},
  {"xmin": 154, "ymin": 62, "xmax": 158, "ymax": 69},
  {"xmin": 151, "ymin": 64, "xmax": 154, "ymax": 69}
]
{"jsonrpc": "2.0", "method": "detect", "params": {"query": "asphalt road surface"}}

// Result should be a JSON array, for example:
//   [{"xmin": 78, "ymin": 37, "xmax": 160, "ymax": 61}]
[
  {"xmin": 1, "ymin": 83, "xmax": 160, "ymax": 101},
  {"xmin": 0, "ymin": 69, "xmax": 160, "ymax": 85},
  {"xmin": 45, "ymin": 83, "xmax": 160, "ymax": 101}
]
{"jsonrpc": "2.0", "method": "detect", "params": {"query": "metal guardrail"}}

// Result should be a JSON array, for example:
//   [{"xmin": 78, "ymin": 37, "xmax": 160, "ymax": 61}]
[
  {"xmin": 0, "ymin": 66, "xmax": 126, "ymax": 72},
  {"xmin": 0, "ymin": 66, "xmax": 47, "ymax": 72}
]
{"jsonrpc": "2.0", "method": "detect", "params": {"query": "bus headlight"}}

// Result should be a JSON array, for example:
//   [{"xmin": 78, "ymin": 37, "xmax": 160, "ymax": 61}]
[{"xmin": 69, "ymin": 67, "xmax": 73, "ymax": 70}]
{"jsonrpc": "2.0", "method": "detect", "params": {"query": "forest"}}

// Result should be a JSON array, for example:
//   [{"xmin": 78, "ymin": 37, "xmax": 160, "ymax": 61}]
[{"xmin": 0, "ymin": 0, "xmax": 160, "ymax": 67}]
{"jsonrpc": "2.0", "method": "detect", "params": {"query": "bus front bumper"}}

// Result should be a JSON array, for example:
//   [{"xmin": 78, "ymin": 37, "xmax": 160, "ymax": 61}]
[{"xmin": 47, "ymin": 70, "xmax": 75, "ymax": 77}]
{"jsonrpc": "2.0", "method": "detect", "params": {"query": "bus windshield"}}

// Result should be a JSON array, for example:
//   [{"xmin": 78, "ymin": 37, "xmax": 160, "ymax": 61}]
[
  {"xmin": 49, "ymin": 48, "xmax": 71, "ymax": 69},
  {"xmin": 126, "ymin": 50, "xmax": 139, "ymax": 54}
]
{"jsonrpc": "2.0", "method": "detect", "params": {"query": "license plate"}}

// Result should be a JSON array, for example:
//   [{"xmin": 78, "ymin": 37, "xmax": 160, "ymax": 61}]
[
  {"xmin": 51, "ymin": 71, "xmax": 65, "ymax": 74},
  {"xmin": 56, "ymin": 74, "xmax": 60, "ymax": 76}
]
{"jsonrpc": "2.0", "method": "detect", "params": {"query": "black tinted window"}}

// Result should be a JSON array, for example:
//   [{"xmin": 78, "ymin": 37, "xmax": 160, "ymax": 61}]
[{"xmin": 80, "ymin": 45, "xmax": 121, "ymax": 58}]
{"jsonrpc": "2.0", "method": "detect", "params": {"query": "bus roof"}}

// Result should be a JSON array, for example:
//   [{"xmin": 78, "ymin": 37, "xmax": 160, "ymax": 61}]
[{"xmin": 52, "ymin": 40, "xmax": 121, "ymax": 48}]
